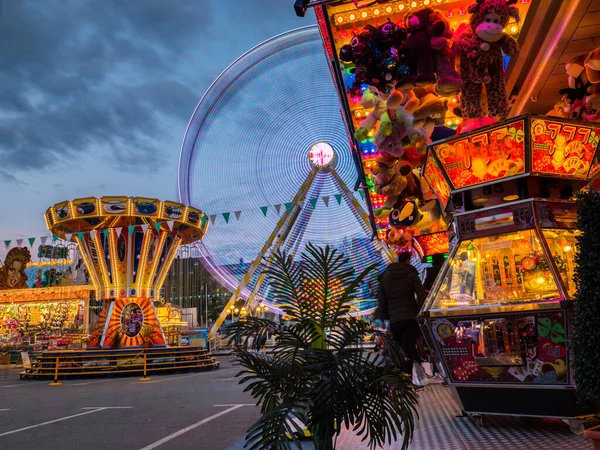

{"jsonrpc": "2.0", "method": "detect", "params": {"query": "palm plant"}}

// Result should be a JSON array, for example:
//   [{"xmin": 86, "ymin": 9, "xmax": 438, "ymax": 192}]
[{"xmin": 223, "ymin": 243, "xmax": 418, "ymax": 450}]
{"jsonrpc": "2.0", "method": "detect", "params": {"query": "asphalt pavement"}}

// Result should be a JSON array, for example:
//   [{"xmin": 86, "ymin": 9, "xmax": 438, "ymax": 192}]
[{"xmin": 0, "ymin": 357, "xmax": 260, "ymax": 450}]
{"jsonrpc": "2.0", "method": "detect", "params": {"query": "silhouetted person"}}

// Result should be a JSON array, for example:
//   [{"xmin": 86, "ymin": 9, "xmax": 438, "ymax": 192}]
[{"xmin": 377, "ymin": 252, "xmax": 426, "ymax": 378}]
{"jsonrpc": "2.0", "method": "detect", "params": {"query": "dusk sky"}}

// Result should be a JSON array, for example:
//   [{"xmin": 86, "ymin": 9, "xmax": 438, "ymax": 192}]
[{"xmin": 0, "ymin": 0, "xmax": 315, "ymax": 240}]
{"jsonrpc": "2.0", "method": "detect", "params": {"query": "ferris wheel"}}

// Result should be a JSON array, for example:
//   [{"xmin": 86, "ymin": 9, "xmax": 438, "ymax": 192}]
[{"xmin": 178, "ymin": 26, "xmax": 421, "ymax": 334}]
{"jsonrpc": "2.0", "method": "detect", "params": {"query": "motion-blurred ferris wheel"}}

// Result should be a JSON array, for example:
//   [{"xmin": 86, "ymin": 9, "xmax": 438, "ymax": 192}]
[{"xmin": 178, "ymin": 26, "xmax": 422, "ymax": 334}]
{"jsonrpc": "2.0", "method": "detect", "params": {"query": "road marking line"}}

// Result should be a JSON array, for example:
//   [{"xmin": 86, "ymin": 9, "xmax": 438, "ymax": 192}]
[
  {"xmin": 0, "ymin": 409, "xmax": 10, "ymax": 411},
  {"xmin": 0, "ymin": 407, "xmax": 130, "ymax": 438},
  {"xmin": 70, "ymin": 379, "xmax": 121, "ymax": 386},
  {"xmin": 213, "ymin": 404, "xmax": 254, "ymax": 407},
  {"xmin": 81, "ymin": 407, "xmax": 132, "ymax": 410},
  {"xmin": 131, "ymin": 369, "xmax": 233, "ymax": 384},
  {"xmin": 211, "ymin": 377, "xmax": 239, "ymax": 381},
  {"xmin": 0, "ymin": 382, "xmax": 48, "ymax": 388},
  {"xmin": 138, "ymin": 405, "xmax": 247, "ymax": 450}
]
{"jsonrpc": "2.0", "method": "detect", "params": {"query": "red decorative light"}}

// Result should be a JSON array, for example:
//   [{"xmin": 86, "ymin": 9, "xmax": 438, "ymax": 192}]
[
  {"xmin": 315, "ymin": 6, "xmax": 334, "ymax": 58},
  {"xmin": 446, "ymin": 10, "xmax": 454, "ymax": 18}
]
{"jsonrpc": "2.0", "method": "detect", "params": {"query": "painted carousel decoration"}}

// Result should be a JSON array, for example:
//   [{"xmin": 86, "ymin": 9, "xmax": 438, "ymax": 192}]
[{"xmin": 44, "ymin": 197, "xmax": 208, "ymax": 348}]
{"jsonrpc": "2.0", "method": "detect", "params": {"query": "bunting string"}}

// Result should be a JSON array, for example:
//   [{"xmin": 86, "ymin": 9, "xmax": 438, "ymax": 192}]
[{"xmin": 207, "ymin": 189, "xmax": 368, "ymax": 225}]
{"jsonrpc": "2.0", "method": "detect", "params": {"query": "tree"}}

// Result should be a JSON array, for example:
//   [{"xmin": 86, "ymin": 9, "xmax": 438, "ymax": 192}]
[
  {"xmin": 573, "ymin": 190, "xmax": 600, "ymax": 406},
  {"xmin": 223, "ymin": 243, "xmax": 418, "ymax": 450}
]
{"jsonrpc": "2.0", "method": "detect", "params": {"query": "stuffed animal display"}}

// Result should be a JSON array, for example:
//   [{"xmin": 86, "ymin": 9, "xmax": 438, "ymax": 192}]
[
  {"xmin": 546, "ymin": 47, "xmax": 600, "ymax": 124},
  {"xmin": 338, "ymin": 2, "xmax": 527, "ymax": 248},
  {"xmin": 456, "ymin": 0, "xmax": 520, "ymax": 120}
]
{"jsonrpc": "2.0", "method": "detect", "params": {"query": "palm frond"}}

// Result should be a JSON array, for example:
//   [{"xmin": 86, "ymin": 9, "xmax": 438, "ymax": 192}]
[
  {"xmin": 244, "ymin": 403, "xmax": 308, "ymax": 450},
  {"xmin": 352, "ymin": 363, "xmax": 418, "ymax": 450},
  {"xmin": 325, "ymin": 317, "xmax": 370, "ymax": 350},
  {"xmin": 234, "ymin": 351, "xmax": 307, "ymax": 414},
  {"xmin": 264, "ymin": 251, "xmax": 303, "ymax": 317},
  {"xmin": 273, "ymin": 321, "xmax": 322, "ymax": 362},
  {"xmin": 222, "ymin": 317, "xmax": 279, "ymax": 351}
]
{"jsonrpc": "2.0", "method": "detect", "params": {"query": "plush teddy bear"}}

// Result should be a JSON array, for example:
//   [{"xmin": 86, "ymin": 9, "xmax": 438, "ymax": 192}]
[
  {"xmin": 428, "ymin": 9, "xmax": 463, "ymax": 96},
  {"xmin": 456, "ymin": 0, "xmax": 520, "ymax": 119},
  {"xmin": 413, "ymin": 91, "xmax": 448, "ymax": 129},
  {"xmin": 386, "ymin": 226, "xmax": 413, "ymax": 249},
  {"xmin": 373, "ymin": 102, "xmax": 417, "ymax": 158},
  {"xmin": 355, "ymin": 86, "xmax": 394, "ymax": 141},
  {"xmin": 396, "ymin": 7, "xmax": 439, "ymax": 89}
]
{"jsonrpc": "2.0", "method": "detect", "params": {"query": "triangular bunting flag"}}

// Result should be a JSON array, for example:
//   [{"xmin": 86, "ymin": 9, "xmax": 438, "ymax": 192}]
[
  {"xmin": 16, "ymin": 239, "xmax": 23, "ymax": 246},
  {"xmin": 116, "ymin": 227, "xmax": 123, "ymax": 237},
  {"xmin": 335, "ymin": 194, "xmax": 343, "ymax": 205},
  {"xmin": 274, "ymin": 204, "xmax": 281, "ymax": 214},
  {"xmin": 28, "ymin": 237, "xmax": 35, "ymax": 247},
  {"xmin": 90, "ymin": 230, "xmax": 97, "ymax": 238},
  {"xmin": 154, "ymin": 222, "xmax": 161, "ymax": 232},
  {"xmin": 201, "ymin": 216, "xmax": 207, "ymax": 227},
  {"xmin": 65, "ymin": 233, "xmax": 72, "ymax": 242},
  {"xmin": 223, "ymin": 212, "xmax": 230, "ymax": 223},
  {"xmin": 167, "ymin": 221, "xmax": 174, "ymax": 231},
  {"xmin": 358, "ymin": 190, "xmax": 365, "ymax": 200},
  {"xmin": 234, "ymin": 211, "xmax": 242, "ymax": 221},
  {"xmin": 52, "ymin": 235, "xmax": 59, "ymax": 242},
  {"xmin": 127, "ymin": 225, "xmax": 135, "ymax": 235},
  {"xmin": 309, "ymin": 198, "xmax": 318, "ymax": 209},
  {"xmin": 103, "ymin": 229, "xmax": 109, "ymax": 239},
  {"xmin": 77, "ymin": 232, "xmax": 85, "ymax": 241},
  {"xmin": 141, "ymin": 224, "xmax": 149, "ymax": 233},
  {"xmin": 4, "ymin": 240, "xmax": 10, "ymax": 248},
  {"xmin": 40, "ymin": 236, "xmax": 48, "ymax": 244},
  {"xmin": 285, "ymin": 202, "xmax": 293, "ymax": 213},
  {"xmin": 209, "ymin": 215, "xmax": 217, "ymax": 225},
  {"xmin": 260, "ymin": 206, "xmax": 268, "ymax": 217},
  {"xmin": 322, "ymin": 196, "xmax": 330, "ymax": 207}
]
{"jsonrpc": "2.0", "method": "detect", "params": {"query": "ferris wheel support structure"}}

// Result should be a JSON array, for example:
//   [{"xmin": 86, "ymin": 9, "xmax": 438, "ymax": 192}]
[{"xmin": 209, "ymin": 165, "xmax": 395, "ymax": 338}]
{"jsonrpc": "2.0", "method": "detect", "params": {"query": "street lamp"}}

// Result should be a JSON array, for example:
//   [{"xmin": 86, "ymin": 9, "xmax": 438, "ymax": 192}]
[
  {"xmin": 228, "ymin": 305, "xmax": 235, "ymax": 322},
  {"xmin": 240, "ymin": 307, "xmax": 247, "ymax": 317}
]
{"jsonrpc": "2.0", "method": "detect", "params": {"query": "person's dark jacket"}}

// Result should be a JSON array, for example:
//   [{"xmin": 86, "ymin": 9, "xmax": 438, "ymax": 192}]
[{"xmin": 377, "ymin": 262, "xmax": 427, "ymax": 323}]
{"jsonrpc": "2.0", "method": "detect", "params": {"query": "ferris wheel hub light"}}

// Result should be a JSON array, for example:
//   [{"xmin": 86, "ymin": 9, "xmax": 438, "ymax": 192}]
[{"xmin": 308, "ymin": 142, "xmax": 335, "ymax": 167}]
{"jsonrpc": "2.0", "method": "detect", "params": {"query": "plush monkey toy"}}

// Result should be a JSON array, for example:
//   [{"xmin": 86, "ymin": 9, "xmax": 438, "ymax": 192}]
[{"xmin": 456, "ymin": 0, "xmax": 520, "ymax": 119}]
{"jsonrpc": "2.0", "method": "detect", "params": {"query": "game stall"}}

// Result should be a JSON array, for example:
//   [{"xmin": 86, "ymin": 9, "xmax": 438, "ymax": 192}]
[
  {"xmin": 0, "ymin": 244, "xmax": 93, "ymax": 353},
  {"xmin": 292, "ymin": 0, "xmax": 542, "ymax": 262},
  {"xmin": 418, "ymin": 115, "xmax": 599, "ymax": 430}
]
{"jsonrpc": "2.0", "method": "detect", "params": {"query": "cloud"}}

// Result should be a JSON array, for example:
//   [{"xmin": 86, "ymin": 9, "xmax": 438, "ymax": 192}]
[
  {"xmin": 0, "ymin": 0, "xmax": 216, "ymax": 172},
  {"xmin": 0, "ymin": 169, "xmax": 28, "ymax": 187}
]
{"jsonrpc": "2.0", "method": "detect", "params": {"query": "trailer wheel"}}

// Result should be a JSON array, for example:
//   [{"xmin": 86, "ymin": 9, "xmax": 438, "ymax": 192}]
[{"xmin": 564, "ymin": 419, "xmax": 585, "ymax": 436}]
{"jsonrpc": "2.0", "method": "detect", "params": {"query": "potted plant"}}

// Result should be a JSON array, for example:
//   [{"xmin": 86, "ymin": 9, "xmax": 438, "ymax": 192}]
[
  {"xmin": 224, "ymin": 243, "xmax": 418, "ymax": 450},
  {"xmin": 574, "ymin": 191, "xmax": 600, "ymax": 447}
]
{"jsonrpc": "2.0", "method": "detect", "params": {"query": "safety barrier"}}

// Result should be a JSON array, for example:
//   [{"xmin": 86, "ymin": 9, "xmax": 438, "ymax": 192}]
[{"xmin": 20, "ymin": 346, "xmax": 219, "ymax": 382}]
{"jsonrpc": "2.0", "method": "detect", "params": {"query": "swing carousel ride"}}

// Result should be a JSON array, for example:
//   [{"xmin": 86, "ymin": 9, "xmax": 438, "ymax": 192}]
[{"xmin": 44, "ymin": 197, "xmax": 208, "ymax": 348}]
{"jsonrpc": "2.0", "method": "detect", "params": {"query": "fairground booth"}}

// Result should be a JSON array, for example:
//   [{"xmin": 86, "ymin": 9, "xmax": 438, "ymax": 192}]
[
  {"xmin": 0, "ymin": 243, "xmax": 92, "ymax": 358},
  {"xmin": 293, "ymin": 0, "xmax": 600, "ymax": 428}
]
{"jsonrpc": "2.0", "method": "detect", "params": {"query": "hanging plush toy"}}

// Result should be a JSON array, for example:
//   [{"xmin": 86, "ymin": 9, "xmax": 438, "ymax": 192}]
[
  {"xmin": 355, "ymin": 86, "xmax": 394, "ymax": 140},
  {"xmin": 429, "ymin": 9, "xmax": 463, "ymax": 96},
  {"xmin": 397, "ymin": 8, "xmax": 439, "ymax": 89},
  {"xmin": 584, "ymin": 48, "xmax": 600, "ymax": 123},
  {"xmin": 547, "ymin": 88, "xmax": 585, "ymax": 119},
  {"xmin": 456, "ymin": 0, "xmax": 520, "ymax": 120}
]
